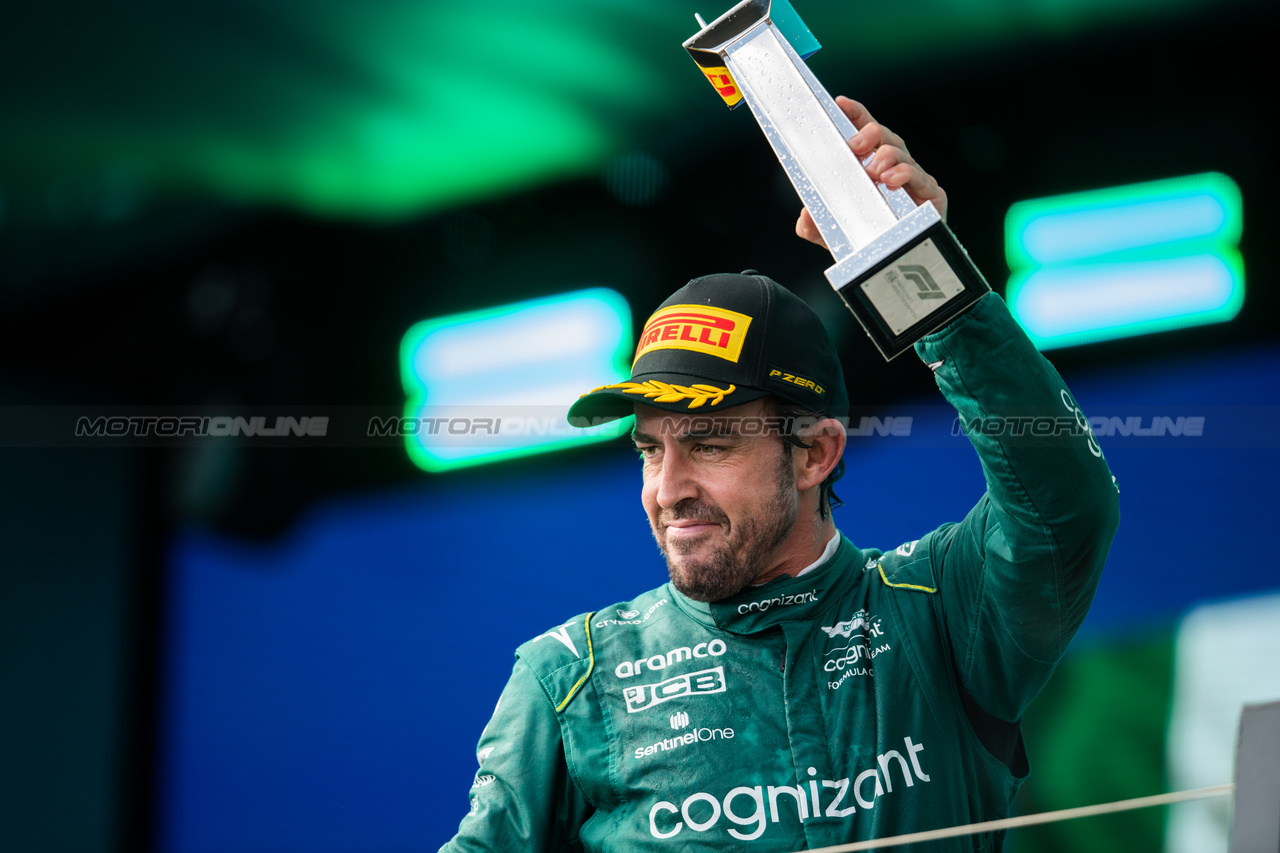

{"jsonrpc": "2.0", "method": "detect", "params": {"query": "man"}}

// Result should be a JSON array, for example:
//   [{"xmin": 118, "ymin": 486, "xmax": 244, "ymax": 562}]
[{"xmin": 442, "ymin": 98, "xmax": 1119, "ymax": 851}]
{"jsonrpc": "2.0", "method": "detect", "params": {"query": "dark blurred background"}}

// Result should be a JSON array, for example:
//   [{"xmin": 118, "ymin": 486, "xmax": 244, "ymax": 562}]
[{"xmin": 2, "ymin": 2, "xmax": 1278, "ymax": 851}]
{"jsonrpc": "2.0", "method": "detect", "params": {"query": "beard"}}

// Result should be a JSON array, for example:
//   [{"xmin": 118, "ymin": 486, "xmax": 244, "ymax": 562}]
[{"xmin": 657, "ymin": 445, "xmax": 798, "ymax": 602}]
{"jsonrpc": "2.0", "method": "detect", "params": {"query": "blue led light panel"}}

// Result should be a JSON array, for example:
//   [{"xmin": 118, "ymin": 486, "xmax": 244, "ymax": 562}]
[
  {"xmin": 400, "ymin": 289, "xmax": 633, "ymax": 472},
  {"xmin": 1006, "ymin": 173, "xmax": 1242, "ymax": 269},
  {"xmin": 1005, "ymin": 173, "xmax": 1244, "ymax": 350},
  {"xmin": 1008, "ymin": 252, "xmax": 1244, "ymax": 350}
]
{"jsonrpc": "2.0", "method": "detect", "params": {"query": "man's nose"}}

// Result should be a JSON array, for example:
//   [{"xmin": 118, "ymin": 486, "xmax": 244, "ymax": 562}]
[{"xmin": 654, "ymin": 449, "xmax": 699, "ymax": 510}]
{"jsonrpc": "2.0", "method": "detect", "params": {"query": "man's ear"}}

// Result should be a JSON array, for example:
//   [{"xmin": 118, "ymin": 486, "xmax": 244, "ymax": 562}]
[{"xmin": 795, "ymin": 418, "xmax": 846, "ymax": 491}]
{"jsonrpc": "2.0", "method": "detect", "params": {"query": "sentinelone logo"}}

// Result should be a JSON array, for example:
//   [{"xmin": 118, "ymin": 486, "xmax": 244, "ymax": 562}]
[
  {"xmin": 75, "ymin": 416, "xmax": 328, "ymax": 437},
  {"xmin": 633, "ymin": 726, "xmax": 734, "ymax": 761}
]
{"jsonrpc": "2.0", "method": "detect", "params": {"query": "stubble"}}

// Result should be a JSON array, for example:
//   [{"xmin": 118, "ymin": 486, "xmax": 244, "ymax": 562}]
[{"xmin": 658, "ymin": 444, "xmax": 798, "ymax": 602}]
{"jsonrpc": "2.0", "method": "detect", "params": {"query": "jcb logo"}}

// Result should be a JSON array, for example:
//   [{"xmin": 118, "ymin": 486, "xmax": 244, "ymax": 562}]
[{"xmin": 623, "ymin": 666, "xmax": 726, "ymax": 714}]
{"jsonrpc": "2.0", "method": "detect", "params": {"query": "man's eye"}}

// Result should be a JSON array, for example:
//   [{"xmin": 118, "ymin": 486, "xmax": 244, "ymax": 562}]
[
  {"xmin": 693, "ymin": 443, "xmax": 724, "ymax": 455},
  {"xmin": 635, "ymin": 445, "xmax": 658, "ymax": 459}
]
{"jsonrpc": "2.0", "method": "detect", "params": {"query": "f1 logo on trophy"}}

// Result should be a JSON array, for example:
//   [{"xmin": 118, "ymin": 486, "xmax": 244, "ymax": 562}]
[{"xmin": 684, "ymin": 0, "xmax": 991, "ymax": 360}]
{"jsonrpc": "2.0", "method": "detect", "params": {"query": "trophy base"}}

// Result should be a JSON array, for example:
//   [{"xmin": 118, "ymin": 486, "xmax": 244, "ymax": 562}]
[{"xmin": 830, "ymin": 219, "xmax": 992, "ymax": 361}]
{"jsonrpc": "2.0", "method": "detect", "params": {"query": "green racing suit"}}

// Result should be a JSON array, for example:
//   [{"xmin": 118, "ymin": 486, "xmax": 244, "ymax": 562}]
[{"xmin": 442, "ymin": 294, "xmax": 1120, "ymax": 851}]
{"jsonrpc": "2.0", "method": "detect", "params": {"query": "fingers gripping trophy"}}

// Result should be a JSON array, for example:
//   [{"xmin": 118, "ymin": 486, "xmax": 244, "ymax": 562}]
[{"xmin": 684, "ymin": 0, "xmax": 991, "ymax": 360}]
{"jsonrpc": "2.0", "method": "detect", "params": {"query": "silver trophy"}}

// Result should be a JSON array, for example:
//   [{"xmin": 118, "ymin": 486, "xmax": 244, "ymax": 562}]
[{"xmin": 684, "ymin": 0, "xmax": 991, "ymax": 360}]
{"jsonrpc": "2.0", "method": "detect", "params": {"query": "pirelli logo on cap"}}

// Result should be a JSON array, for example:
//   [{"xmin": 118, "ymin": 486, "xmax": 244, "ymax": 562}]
[{"xmin": 633, "ymin": 304, "xmax": 753, "ymax": 366}]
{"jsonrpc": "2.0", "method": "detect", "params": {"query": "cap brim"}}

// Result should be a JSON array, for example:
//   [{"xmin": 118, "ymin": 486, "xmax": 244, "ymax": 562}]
[{"xmin": 566, "ymin": 373, "xmax": 769, "ymax": 428}]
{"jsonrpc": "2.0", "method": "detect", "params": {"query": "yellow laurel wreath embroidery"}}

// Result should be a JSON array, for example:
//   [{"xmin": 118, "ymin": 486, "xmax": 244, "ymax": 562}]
[{"xmin": 588, "ymin": 381, "xmax": 736, "ymax": 409}]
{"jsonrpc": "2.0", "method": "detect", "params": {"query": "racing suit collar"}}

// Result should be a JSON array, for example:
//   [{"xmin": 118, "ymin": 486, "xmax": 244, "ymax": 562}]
[{"xmin": 669, "ymin": 533, "xmax": 864, "ymax": 635}]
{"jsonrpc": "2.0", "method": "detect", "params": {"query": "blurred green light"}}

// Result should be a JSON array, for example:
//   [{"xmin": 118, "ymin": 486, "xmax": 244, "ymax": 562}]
[
  {"xmin": 1007, "ymin": 251, "xmax": 1244, "ymax": 349},
  {"xmin": 1005, "ymin": 173, "xmax": 1244, "ymax": 350},
  {"xmin": 1005, "ymin": 172, "xmax": 1242, "ymax": 269},
  {"xmin": 399, "ymin": 288, "xmax": 633, "ymax": 472},
  {"xmin": 6, "ymin": 2, "xmax": 1255, "ymax": 221}
]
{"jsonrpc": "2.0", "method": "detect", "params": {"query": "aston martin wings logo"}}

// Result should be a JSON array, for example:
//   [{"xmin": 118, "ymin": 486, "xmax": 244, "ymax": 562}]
[{"xmin": 820, "ymin": 615, "xmax": 869, "ymax": 639}]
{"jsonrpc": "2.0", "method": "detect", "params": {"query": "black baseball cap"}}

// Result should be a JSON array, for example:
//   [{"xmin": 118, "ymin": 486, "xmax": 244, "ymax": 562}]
[{"xmin": 567, "ymin": 271, "xmax": 848, "ymax": 427}]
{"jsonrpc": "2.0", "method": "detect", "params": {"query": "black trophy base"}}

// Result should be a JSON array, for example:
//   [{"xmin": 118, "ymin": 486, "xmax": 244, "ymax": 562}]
[{"xmin": 834, "ymin": 220, "xmax": 991, "ymax": 361}]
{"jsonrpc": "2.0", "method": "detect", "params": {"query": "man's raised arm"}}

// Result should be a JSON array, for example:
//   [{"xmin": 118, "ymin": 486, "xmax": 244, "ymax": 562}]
[
  {"xmin": 800, "ymin": 97, "xmax": 1120, "ymax": 722},
  {"xmin": 917, "ymin": 292, "xmax": 1120, "ymax": 722}
]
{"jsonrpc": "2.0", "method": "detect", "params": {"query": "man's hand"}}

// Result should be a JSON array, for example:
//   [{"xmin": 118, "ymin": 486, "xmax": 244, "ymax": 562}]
[{"xmin": 796, "ymin": 96, "xmax": 948, "ymax": 249}]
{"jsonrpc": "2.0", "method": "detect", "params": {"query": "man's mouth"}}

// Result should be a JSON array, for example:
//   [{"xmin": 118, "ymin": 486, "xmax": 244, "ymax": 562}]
[{"xmin": 663, "ymin": 518, "xmax": 723, "ymax": 539}]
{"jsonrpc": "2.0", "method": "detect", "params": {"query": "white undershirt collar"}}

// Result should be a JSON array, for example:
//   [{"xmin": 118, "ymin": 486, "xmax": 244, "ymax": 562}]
[
  {"xmin": 794, "ymin": 530, "xmax": 842, "ymax": 578},
  {"xmin": 751, "ymin": 530, "xmax": 841, "ymax": 586}
]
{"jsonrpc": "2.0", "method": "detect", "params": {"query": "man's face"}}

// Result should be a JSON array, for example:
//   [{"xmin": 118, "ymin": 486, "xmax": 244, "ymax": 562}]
[{"xmin": 632, "ymin": 400, "xmax": 799, "ymax": 602}]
